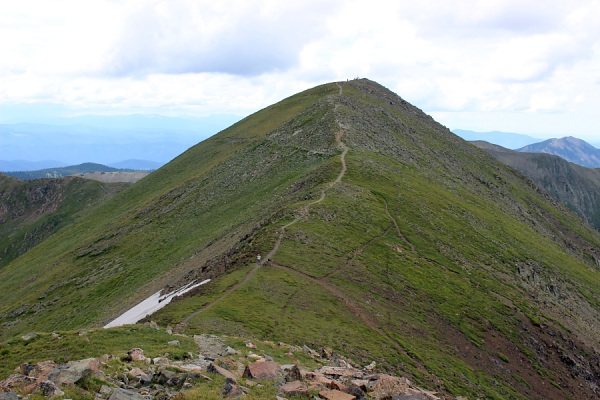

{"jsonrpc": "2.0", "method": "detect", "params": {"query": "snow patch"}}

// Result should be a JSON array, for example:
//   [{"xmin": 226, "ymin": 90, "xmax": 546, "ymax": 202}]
[{"xmin": 104, "ymin": 279, "xmax": 210, "ymax": 328}]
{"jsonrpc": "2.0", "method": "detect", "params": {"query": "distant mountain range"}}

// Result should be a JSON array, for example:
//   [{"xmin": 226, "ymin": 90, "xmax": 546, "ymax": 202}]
[
  {"xmin": 107, "ymin": 159, "xmax": 162, "ymax": 170},
  {"xmin": 455, "ymin": 130, "xmax": 600, "ymax": 168},
  {"xmin": 1, "ymin": 162, "xmax": 146, "ymax": 180},
  {"xmin": 0, "ymin": 159, "xmax": 160, "ymax": 172},
  {"xmin": 517, "ymin": 136, "xmax": 600, "ymax": 168},
  {"xmin": 0, "ymin": 160, "xmax": 68, "ymax": 171},
  {"xmin": 0, "ymin": 113, "xmax": 241, "ymax": 165},
  {"xmin": 452, "ymin": 129, "xmax": 543, "ymax": 149}
]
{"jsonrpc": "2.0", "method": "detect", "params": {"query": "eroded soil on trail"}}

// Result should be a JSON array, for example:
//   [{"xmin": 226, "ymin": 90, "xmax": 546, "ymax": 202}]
[{"xmin": 177, "ymin": 83, "xmax": 350, "ymax": 330}]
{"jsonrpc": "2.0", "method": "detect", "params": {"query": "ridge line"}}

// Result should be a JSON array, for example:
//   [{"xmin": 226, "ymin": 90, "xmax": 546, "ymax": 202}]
[
  {"xmin": 265, "ymin": 83, "xmax": 347, "ymax": 263},
  {"xmin": 176, "ymin": 86, "xmax": 349, "ymax": 330}
]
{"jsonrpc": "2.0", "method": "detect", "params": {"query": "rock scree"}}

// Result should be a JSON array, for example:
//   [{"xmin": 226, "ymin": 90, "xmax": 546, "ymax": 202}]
[{"xmin": 0, "ymin": 333, "xmax": 460, "ymax": 399}]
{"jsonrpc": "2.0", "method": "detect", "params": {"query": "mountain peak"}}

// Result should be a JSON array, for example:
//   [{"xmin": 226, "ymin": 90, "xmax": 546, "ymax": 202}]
[
  {"xmin": 1, "ymin": 79, "xmax": 599, "ymax": 399},
  {"xmin": 518, "ymin": 136, "xmax": 600, "ymax": 167}
]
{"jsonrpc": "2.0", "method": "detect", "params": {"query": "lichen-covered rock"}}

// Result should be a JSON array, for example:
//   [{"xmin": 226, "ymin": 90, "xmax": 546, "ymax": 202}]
[
  {"xmin": 319, "ymin": 388, "xmax": 356, "ymax": 400},
  {"xmin": 284, "ymin": 364, "xmax": 302, "ymax": 382},
  {"xmin": 370, "ymin": 374, "xmax": 411, "ymax": 398},
  {"xmin": 222, "ymin": 378, "xmax": 245, "ymax": 399},
  {"xmin": 108, "ymin": 387, "xmax": 146, "ymax": 400},
  {"xmin": 242, "ymin": 360, "xmax": 282, "ymax": 381},
  {"xmin": 208, "ymin": 362, "xmax": 238, "ymax": 382},
  {"xmin": 48, "ymin": 357, "xmax": 101, "ymax": 385},
  {"xmin": 126, "ymin": 348, "xmax": 147, "ymax": 362},
  {"xmin": 38, "ymin": 380, "xmax": 64, "ymax": 397},
  {"xmin": 279, "ymin": 380, "xmax": 309, "ymax": 397}
]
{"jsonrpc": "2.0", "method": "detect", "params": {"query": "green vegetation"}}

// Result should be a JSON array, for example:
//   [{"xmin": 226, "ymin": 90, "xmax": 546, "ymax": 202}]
[
  {"xmin": 0, "ymin": 175, "xmax": 129, "ymax": 268},
  {"xmin": 0, "ymin": 79, "xmax": 598, "ymax": 399},
  {"xmin": 0, "ymin": 326, "xmax": 196, "ymax": 379},
  {"xmin": 178, "ymin": 374, "xmax": 318, "ymax": 400},
  {"xmin": 476, "ymin": 142, "xmax": 600, "ymax": 231},
  {"xmin": 0, "ymin": 329, "xmax": 325, "ymax": 400}
]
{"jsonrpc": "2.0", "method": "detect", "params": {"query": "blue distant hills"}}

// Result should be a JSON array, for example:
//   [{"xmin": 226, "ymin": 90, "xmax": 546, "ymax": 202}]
[
  {"xmin": 454, "ymin": 129, "xmax": 600, "ymax": 168},
  {"xmin": 452, "ymin": 129, "xmax": 545, "ymax": 149},
  {"xmin": 0, "ymin": 159, "xmax": 162, "ymax": 173},
  {"xmin": 4, "ymin": 122, "xmax": 597, "ymax": 173},
  {"xmin": 0, "ymin": 113, "xmax": 241, "ymax": 168}
]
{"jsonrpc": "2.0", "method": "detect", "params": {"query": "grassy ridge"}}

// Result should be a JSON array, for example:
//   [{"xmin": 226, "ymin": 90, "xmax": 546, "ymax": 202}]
[
  {"xmin": 0, "ymin": 83, "xmax": 339, "ymax": 337},
  {"xmin": 0, "ymin": 79, "xmax": 598, "ymax": 398},
  {"xmin": 151, "ymin": 80, "xmax": 599, "ymax": 398}
]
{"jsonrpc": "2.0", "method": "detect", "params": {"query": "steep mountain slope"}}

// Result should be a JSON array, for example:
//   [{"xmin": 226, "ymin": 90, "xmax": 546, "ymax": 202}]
[
  {"xmin": 518, "ymin": 136, "xmax": 600, "ymax": 167},
  {"xmin": 0, "ymin": 82, "xmax": 341, "ymax": 335},
  {"xmin": 474, "ymin": 141, "xmax": 600, "ymax": 231},
  {"xmin": 0, "ymin": 174, "xmax": 129, "ymax": 268},
  {"xmin": 0, "ymin": 80, "xmax": 599, "ymax": 399}
]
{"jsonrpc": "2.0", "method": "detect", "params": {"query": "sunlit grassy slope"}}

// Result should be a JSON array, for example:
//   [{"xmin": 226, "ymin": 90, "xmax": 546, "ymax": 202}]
[
  {"xmin": 0, "ymin": 82, "xmax": 340, "ymax": 334},
  {"xmin": 1, "ymin": 79, "xmax": 598, "ymax": 399}
]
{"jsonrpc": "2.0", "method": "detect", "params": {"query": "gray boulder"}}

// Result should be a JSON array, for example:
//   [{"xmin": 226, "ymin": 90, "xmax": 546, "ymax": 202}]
[{"xmin": 108, "ymin": 387, "xmax": 146, "ymax": 400}]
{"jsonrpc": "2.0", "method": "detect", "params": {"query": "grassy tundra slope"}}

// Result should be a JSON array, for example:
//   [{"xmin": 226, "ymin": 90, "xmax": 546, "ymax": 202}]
[
  {"xmin": 0, "ymin": 80, "xmax": 598, "ymax": 399},
  {"xmin": 0, "ymin": 175, "xmax": 128, "ymax": 268}
]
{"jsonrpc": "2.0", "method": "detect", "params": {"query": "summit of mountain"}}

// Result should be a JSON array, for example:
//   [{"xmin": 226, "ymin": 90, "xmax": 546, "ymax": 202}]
[
  {"xmin": 0, "ymin": 79, "xmax": 599, "ymax": 399},
  {"xmin": 518, "ymin": 136, "xmax": 600, "ymax": 168}
]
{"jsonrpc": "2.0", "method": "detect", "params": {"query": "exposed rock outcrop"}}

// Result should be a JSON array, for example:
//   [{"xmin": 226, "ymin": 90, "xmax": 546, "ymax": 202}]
[{"xmin": 0, "ymin": 336, "xmax": 454, "ymax": 399}]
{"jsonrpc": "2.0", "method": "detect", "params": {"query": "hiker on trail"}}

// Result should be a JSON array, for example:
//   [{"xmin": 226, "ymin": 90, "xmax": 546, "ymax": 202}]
[{"xmin": 257, "ymin": 254, "xmax": 262, "ymax": 264}]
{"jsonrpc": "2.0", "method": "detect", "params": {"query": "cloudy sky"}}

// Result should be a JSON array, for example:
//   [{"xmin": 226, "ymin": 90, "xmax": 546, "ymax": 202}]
[{"xmin": 1, "ymin": 0, "xmax": 600, "ymax": 140}]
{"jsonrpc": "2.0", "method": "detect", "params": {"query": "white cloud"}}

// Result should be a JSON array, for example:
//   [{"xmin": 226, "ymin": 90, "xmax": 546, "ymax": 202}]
[
  {"xmin": 102, "ymin": 0, "xmax": 336, "ymax": 76},
  {"xmin": 0, "ymin": 0, "xmax": 599, "ymax": 139},
  {"xmin": 0, "ymin": 0, "xmax": 121, "ymax": 76}
]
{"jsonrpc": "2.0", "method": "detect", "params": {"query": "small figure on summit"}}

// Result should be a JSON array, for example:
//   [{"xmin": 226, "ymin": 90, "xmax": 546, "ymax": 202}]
[{"xmin": 257, "ymin": 254, "xmax": 262, "ymax": 264}]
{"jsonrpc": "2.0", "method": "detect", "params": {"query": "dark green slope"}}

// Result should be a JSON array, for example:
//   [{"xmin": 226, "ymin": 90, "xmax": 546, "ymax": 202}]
[
  {"xmin": 0, "ymin": 174, "xmax": 128, "ymax": 268},
  {"xmin": 1, "ymin": 80, "xmax": 599, "ymax": 399},
  {"xmin": 474, "ymin": 140, "xmax": 600, "ymax": 231}
]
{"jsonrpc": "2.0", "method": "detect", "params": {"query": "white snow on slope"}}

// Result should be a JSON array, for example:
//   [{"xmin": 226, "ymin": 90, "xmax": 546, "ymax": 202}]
[{"xmin": 104, "ymin": 279, "xmax": 210, "ymax": 328}]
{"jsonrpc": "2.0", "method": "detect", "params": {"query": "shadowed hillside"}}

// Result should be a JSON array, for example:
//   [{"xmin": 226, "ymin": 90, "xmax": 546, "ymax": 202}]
[
  {"xmin": 474, "ymin": 140, "xmax": 600, "ymax": 231},
  {"xmin": 0, "ymin": 80, "xmax": 599, "ymax": 399},
  {"xmin": 0, "ymin": 175, "xmax": 129, "ymax": 268}
]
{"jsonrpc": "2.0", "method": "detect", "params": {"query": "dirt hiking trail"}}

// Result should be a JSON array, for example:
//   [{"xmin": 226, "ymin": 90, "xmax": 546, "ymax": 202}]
[{"xmin": 176, "ymin": 83, "xmax": 349, "ymax": 330}]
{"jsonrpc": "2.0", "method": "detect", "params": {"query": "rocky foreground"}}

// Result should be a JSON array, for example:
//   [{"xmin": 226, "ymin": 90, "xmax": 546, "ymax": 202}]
[{"xmin": 0, "ymin": 332, "xmax": 465, "ymax": 400}]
